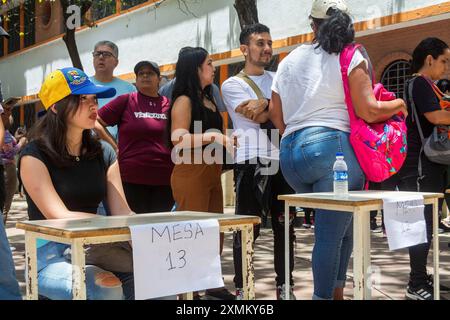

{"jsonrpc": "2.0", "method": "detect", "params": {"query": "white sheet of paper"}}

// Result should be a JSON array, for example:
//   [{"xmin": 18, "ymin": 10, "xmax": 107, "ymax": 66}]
[
  {"xmin": 130, "ymin": 219, "xmax": 223, "ymax": 300},
  {"xmin": 383, "ymin": 195, "xmax": 427, "ymax": 251}
]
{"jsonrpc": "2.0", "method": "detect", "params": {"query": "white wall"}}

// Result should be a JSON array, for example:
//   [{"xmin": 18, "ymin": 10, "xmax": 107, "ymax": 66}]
[{"xmin": 0, "ymin": 0, "xmax": 447, "ymax": 98}]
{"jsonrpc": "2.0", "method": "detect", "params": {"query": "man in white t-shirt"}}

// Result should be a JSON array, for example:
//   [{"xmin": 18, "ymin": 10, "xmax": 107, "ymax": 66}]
[{"xmin": 221, "ymin": 23, "xmax": 296, "ymax": 300}]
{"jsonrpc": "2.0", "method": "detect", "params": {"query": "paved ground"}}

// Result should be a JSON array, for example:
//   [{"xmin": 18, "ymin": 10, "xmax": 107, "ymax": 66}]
[{"xmin": 5, "ymin": 195, "xmax": 450, "ymax": 300}]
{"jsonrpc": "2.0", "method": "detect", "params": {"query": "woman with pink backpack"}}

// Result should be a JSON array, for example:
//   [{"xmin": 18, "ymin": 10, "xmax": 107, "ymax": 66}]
[{"xmin": 269, "ymin": 0, "xmax": 406, "ymax": 300}]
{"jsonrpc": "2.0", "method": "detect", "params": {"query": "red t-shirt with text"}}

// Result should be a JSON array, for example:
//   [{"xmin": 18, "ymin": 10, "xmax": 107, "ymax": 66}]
[{"xmin": 98, "ymin": 92, "xmax": 173, "ymax": 186}]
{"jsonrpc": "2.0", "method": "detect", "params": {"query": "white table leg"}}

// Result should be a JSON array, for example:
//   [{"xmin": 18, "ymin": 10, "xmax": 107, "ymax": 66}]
[
  {"xmin": 353, "ymin": 208, "xmax": 371, "ymax": 300},
  {"xmin": 432, "ymin": 199, "xmax": 440, "ymax": 300},
  {"xmin": 71, "ymin": 239, "xmax": 87, "ymax": 300},
  {"xmin": 284, "ymin": 201, "xmax": 290, "ymax": 299},
  {"xmin": 25, "ymin": 232, "xmax": 38, "ymax": 300},
  {"xmin": 241, "ymin": 223, "xmax": 255, "ymax": 300},
  {"xmin": 363, "ymin": 210, "xmax": 372, "ymax": 299}
]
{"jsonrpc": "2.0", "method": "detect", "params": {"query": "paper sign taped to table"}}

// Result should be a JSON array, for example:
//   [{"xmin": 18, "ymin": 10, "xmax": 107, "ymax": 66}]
[
  {"xmin": 383, "ymin": 195, "xmax": 426, "ymax": 251},
  {"xmin": 130, "ymin": 219, "xmax": 223, "ymax": 300}
]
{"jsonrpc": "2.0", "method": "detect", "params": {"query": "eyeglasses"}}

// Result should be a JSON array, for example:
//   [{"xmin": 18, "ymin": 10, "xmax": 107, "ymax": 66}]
[{"xmin": 92, "ymin": 51, "xmax": 116, "ymax": 59}]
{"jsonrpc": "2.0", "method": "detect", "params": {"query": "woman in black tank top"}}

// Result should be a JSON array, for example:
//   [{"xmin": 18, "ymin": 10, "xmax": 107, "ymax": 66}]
[{"xmin": 168, "ymin": 47, "xmax": 236, "ymax": 300}]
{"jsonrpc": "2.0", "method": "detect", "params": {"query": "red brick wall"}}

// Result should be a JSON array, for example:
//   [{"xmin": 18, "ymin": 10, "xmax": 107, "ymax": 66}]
[
  {"xmin": 35, "ymin": 0, "xmax": 64, "ymax": 44},
  {"xmin": 357, "ymin": 19, "xmax": 450, "ymax": 81}
]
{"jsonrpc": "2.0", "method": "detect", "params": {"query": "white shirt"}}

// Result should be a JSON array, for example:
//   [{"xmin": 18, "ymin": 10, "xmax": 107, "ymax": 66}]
[
  {"xmin": 272, "ymin": 44, "xmax": 367, "ymax": 139},
  {"xmin": 221, "ymin": 71, "xmax": 279, "ymax": 163}
]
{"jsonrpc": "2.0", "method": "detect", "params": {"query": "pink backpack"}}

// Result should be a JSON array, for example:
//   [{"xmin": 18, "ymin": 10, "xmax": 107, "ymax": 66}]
[{"xmin": 340, "ymin": 43, "xmax": 407, "ymax": 183}]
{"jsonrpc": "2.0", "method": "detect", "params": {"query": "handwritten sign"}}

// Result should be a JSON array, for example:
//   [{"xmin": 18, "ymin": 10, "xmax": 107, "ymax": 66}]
[
  {"xmin": 130, "ymin": 219, "xmax": 223, "ymax": 300},
  {"xmin": 383, "ymin": 195, "xmax": 427, "ymax": 251}
]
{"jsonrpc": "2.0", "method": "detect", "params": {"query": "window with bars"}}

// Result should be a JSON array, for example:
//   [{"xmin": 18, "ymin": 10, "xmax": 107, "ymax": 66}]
[
  {"xmin": 24, "ymin": 0, "xmax": 36, "ymax": 48},
  {"xmin": 91, "ymin": 0, "xmax": 117, "ymax": 21},
  {"xmin": 121, "ymin": 0, "xmax": 149, "ymax": 11},
  {"xmin": 7, "ymin": 6, "xmax": 20, "ymax": 54},
  {"xmin": 380, "ymin": 60, "xmax": 411, "ymax": 98}
]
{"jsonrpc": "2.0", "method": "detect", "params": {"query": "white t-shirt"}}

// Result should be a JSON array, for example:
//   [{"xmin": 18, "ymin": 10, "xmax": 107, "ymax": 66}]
[
  {"xmin": 221, "ymin": 71, "xmax": 279, "ymax": 163},
  {"xmin": 272, "ymin": 44, "xmax": 367, "ymax": 139}
]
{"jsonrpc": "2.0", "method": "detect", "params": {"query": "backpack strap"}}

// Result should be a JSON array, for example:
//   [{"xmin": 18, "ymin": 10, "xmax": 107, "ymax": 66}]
[
  {"xmin": 406, "ymin": 76, "xmax": 425, "ymax": 191},
  {"xmin": 339, "ymin": 43, "xmax": 370, "ymax": 122},
  {"xmin": 235, "ymin": 71, "xmax": 266, "ymax": 99}
]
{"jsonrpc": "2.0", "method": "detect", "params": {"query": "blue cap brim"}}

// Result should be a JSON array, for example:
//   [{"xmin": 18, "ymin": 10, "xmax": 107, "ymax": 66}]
[{"xmin": 71, "ymin": 83, "xmax": 116, "ymax": 99}]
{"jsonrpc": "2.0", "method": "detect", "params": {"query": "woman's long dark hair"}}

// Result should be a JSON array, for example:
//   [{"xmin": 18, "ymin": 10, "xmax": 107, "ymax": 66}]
[
  {"xmin": 167, "ymin": 46, "xmax": 216, "ymax": 148},
  {"xmin": 312, "ymin": 8, "xmax": 355, "ymax": 54},
  {"xmin": 410, "ymin": 37, "xmax": 449, "ymax": 74},
  {"xmin": 27, "ymin": 95, "xmax": 102, "ymax": 167}
]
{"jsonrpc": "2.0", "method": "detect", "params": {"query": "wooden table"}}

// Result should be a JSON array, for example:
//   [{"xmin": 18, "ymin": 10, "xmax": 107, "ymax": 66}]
[
  {"xmin": 279, "ymin": 191, "xmax": 443, "ymax": 300},
  {"xmin": 16, "ymin": 211, "xmax": 260, "ymax": 300}
]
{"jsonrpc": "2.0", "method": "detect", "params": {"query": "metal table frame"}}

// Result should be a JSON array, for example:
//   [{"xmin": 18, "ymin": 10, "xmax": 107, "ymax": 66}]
[{"xmin": 279, "ymin": 191, "xmax": 443, "ymax": 300}]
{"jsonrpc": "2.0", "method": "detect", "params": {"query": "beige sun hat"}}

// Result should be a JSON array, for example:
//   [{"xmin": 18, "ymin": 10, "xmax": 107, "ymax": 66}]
[{"xmin": 310, "ymin": 0, "xmax": 349, "ymax": 19}]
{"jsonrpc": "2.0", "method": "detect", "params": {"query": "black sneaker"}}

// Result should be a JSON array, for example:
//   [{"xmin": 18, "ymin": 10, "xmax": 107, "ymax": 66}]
[
  {"xmin": 370, "ymin": 219, "xmax": 382, "ymax": 233},
  {"xmin": 438, "ymin": 221, "xmax": 450, "ymax": 233},
  {"xmin": 370, "ymin": 219, "xmax": 378, "ymax": 230},
  {"xmin": 406, "ymin": 284, "xmax": 434, "ymax": 300},
  {"xmin": 427, "ymin": 274, "xmax": 450, "ymax": 293},
  {"xmin": 276, "ymin": 284, "xmax": 296, "ymax": 300},
  {"xmin": 203, "ymin": 287, "xmax": 236, "ymax": 300}
]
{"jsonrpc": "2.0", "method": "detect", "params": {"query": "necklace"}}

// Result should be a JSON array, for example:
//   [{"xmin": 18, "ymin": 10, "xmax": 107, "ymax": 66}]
[{"xmin": 66, "ymin": 145, "xmax": 81, "ymax": 162}]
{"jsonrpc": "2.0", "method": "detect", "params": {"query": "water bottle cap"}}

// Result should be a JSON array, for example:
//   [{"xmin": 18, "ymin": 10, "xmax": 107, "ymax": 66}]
[{"xmin": 336, "ymin": 152, "xmax": 344, "ymax": 157}]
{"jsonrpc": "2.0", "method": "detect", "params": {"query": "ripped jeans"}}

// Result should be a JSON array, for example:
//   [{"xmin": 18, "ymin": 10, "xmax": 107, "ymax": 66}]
[{"xmin": 37, "ymin": 241, "xmax": 133, "ymax": 300}]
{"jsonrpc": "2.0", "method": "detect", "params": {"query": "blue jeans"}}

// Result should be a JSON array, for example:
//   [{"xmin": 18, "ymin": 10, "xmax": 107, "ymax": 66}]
[
  {"xmin": 37, "ymin": 242, "xmax": 176, "ymax": 300},
  {"xmin": 37, "ymin": 242, "xmax": 129, "ymax": 300},
  {"xmin": 280, "ymin": 127, "xmax": 365, "ymax": 300},
  {"xmin": 0, "ymin": 220, "xmax": 21, "ymax": 300}
]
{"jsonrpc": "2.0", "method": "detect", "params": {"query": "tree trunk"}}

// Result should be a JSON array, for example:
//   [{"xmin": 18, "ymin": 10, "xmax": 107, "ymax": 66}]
[
  {"xmin": 62, "ymin": 28, "xmax": 83, "ymax": 70},
  {"xmin": 234, "ymin": 0, "xmax": 259, "ymax": 30}
]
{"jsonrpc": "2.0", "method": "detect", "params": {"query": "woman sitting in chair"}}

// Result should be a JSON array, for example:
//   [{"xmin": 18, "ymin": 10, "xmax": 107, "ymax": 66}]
[{"xmin": 19, "ymin": 67, "xmax": 135, "ymax": 300}]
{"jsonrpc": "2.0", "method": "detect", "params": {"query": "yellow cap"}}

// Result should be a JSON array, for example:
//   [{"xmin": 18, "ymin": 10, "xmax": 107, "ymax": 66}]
[
  {"xmin": 38, "ymin": 70, "xmax": 71, "ymax": 110},
  {"xmin": 38, "ymin": 67, "xmax": 116, "ymax": 110}
]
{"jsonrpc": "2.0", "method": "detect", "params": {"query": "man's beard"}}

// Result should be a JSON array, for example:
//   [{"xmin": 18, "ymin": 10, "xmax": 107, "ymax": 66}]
[{"xmin": 251, "ymin": 57, "xmax": 272, "ymax": 68}]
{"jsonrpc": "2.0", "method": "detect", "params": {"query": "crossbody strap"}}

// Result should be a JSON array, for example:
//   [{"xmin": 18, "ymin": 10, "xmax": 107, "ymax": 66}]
[
  {"xmin": 408, "ymin": 77, "xmax": 426, "ymax": 143},
  {"xmin": 236, "ymin": 71, "xmax": 266, "ymax": 99},
  {"xmin": 406, "ymin": 76, "xmax": 425, "ymax": 190}
]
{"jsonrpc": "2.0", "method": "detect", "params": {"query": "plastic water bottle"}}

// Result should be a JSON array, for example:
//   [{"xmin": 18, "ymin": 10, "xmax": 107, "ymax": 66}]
[{"xmin": 333, "ymin": 152, "xmax": 348, "ymax": 196}]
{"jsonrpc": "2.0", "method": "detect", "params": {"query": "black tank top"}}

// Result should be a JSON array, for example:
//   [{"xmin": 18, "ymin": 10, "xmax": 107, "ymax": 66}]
[{"xmin": 189, "ymin": 102, "xmax": 223, "ymax": 134}]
